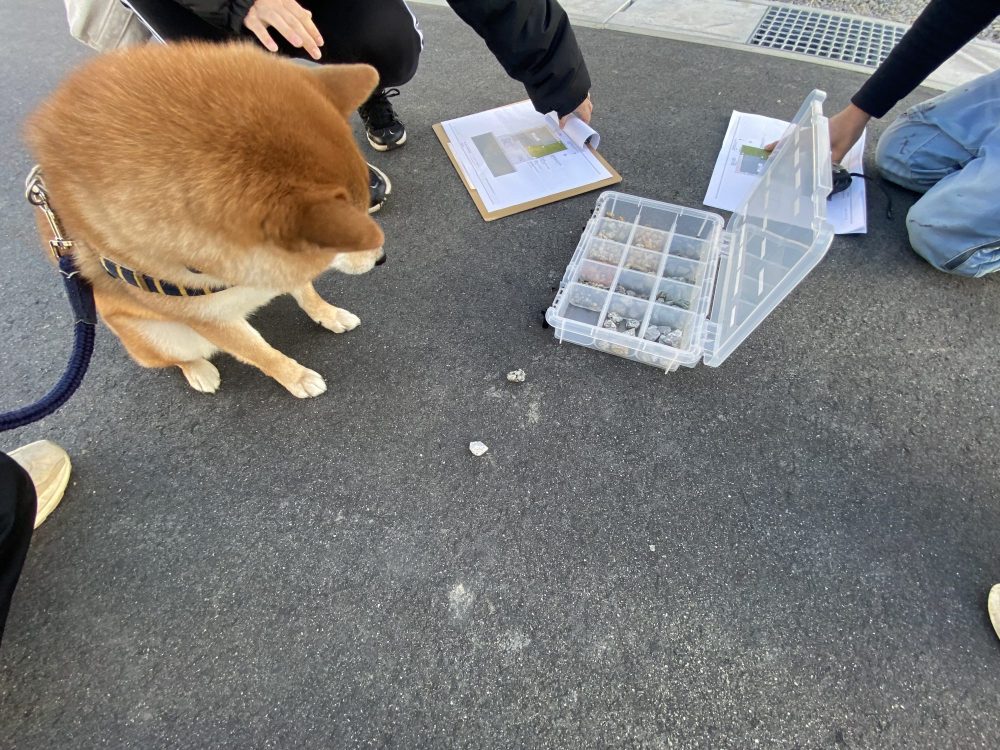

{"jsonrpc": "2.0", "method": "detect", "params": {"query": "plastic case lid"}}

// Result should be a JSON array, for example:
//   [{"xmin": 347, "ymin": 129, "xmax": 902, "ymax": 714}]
[{"xmin": 702, "ymin": 89, "xmax": 835, "ymax": 366}]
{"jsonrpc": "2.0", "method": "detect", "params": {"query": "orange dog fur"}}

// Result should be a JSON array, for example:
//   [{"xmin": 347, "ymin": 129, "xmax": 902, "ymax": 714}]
[{"xmin": 25, "ymin": 42, "xmax": 385, "ymax": 398}]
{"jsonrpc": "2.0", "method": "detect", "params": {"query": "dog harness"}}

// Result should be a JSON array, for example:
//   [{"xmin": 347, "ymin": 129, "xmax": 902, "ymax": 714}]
[{"xmin": 99, "ymin": 257, "xmax": 229, "ymax": 297}]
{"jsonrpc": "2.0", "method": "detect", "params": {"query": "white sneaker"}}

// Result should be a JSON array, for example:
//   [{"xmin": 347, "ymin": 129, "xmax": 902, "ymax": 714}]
[
  {"xmin": 9, "ymin": 440, "xmax": 71, "ymax": 528},
  {"xmin": 990, "ymin": 585, "xmax": 1000, "ymax": 642}
]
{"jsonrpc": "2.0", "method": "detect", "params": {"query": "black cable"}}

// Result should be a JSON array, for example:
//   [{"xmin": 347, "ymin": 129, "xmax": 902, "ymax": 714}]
[{"xmin": 849, "ymin": 172, "xmax": 894, "ymax": 221}]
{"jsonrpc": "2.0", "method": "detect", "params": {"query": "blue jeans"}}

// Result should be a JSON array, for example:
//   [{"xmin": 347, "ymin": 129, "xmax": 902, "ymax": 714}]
[{"xmin": 875, "ymin": 68, "xmax": 1000, "ymax": 277}]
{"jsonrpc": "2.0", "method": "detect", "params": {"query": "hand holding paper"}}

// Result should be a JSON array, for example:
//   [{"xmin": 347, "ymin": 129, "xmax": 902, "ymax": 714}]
[
  {"xmin": 546, "ymin": 112, "xmax": 600, "ymax": 149},
  {"xmin": 559, "ymin": 92, "xmax": 594, "ymax": 128}
]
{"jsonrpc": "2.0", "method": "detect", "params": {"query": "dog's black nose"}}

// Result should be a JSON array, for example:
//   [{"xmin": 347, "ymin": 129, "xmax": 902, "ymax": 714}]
[{"xmin": 375, "ymin": 254, "xmax": 387, "ymax": 266}]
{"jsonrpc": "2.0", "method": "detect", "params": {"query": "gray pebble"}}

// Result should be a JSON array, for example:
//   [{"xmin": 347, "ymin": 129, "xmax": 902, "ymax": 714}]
[
  {"xmin": 607, "ymin": 311, "xmax": 623, "ymax": 324},
  {"xmin": 658, "ymin": 328, "xmax": 683, "ymax": 347},
  {"xmin": 625, "ymin": 318, "xmax": 641, "ymax": 330},
  {"xmin": 643, "ymin": 326, "xmax": 661, "ymax": 341}
]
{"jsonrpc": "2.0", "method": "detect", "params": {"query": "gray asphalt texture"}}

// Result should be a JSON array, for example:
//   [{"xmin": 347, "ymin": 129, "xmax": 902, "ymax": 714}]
[{"xmin": 2, "ymin": 2, "xmax": 1000, "ymax": 748}]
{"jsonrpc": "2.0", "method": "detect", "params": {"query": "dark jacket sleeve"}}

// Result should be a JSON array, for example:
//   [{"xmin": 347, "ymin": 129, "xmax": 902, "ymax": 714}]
[
  {"xmin": 852, "ymin": 0, "xmax": 1000, "ymax": 118},
  {"xmin": 446, "ymin": 0, "xmax": 591, "ymax": 117},
  {"xmin": 172, "ymin": 1, "xmax": 256, "ymax": 35}
]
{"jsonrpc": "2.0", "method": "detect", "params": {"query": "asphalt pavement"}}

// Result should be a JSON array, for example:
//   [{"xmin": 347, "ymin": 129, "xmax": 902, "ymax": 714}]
[{"xmin": 1, "ymin": 2, "xmax": 999, "ymax": 748}]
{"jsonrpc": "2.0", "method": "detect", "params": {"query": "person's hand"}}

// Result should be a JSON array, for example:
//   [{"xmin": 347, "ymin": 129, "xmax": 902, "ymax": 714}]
[
  {"xmin": 243, "ymin": 0, "xmax": 324, "ymax": 61},
  {"xmin": 560, "ymin": 93, "xmax": 593, "ymax": 127},
  {"xmin": 763, "ymin": 102, "xmax": 872, "ymax": 165},
  {"xmin": 827, "ymin": 103, "xmax": 871, "ymax": 164}
]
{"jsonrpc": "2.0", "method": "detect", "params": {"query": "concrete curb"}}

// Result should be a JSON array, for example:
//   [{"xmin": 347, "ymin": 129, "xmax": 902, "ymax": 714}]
[{"xmin": 411, "ymin": 0, "xmax": 1000, "ymax": 92}]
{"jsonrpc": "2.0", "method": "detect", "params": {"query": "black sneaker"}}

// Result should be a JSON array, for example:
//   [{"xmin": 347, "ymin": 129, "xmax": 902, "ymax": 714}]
[
  {"xmin": 358, "ymin": 88, "xmax": 406, "ymax": 151},
  {"xmin": 368, "ymin": 162, "xmax": 392, "ymax": 214}
]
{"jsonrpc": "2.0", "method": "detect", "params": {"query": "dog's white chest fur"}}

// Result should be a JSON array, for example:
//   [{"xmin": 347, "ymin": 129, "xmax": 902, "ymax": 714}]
[{"xmin": 198, "ymin": 286, "xmax": 280, "ymax": 320}]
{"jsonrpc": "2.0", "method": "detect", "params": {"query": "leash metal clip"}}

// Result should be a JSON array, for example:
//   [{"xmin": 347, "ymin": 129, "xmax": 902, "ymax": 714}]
[
  {"xmin": 25, "ymin": 165, "xmax": 74, "ymax": 261},
  {"xmin": 23, "ymin": 166, "xmax": 96, "ymax": 325}
]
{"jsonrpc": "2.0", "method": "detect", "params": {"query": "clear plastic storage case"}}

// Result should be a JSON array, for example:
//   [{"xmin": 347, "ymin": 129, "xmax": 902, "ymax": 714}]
[{"xmin": 546, "ymin": 91, "xmax": 836, "ymax": 372}]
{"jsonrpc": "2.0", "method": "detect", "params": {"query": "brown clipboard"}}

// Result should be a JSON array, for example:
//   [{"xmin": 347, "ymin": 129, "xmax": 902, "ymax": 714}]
[{"xmin": 433, "ymin": 120, "xmax": 622, "ymax": 222}]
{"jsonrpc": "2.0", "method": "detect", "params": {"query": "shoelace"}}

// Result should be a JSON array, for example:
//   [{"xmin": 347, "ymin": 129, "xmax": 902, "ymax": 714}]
[{"xmin": 360, "ymin": 88, "xmax": 401, "ymax": 130}]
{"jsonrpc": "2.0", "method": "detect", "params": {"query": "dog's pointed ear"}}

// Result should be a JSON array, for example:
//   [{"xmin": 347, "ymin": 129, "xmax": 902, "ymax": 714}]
[
  {"xmin": 309, "ymin": 63, "xmax": 380, "ymax": 117},
  {"xmin": 299, "ymin": 189, "xmax": 384, "ymax": 251}
]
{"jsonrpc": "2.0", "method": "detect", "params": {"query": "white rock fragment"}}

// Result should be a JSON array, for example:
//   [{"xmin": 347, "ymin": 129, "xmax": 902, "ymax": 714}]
[
  {"xmin": 469, "ymin": 441, "xmax": 489, "ymax": 456},
  {"xmin": 506, "ymin": 369, "xmax": 526, "ymax": 383},
  {"xmin": 649, "ymin": 544, "xmax": 656, "ymax": 552}
]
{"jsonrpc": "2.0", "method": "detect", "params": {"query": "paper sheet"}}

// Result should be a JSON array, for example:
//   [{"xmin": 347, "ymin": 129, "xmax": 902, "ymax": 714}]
[
  {"xmin": 440, "ymin": 101, "xmax": 612, "ymax": 214},
  {"xmin": 703, "ymin": 110, "xmax": 867, "ymax": 235},
  {"xmin": 546, "ymin": 112, "xmax": 600, "ymax": 149}
]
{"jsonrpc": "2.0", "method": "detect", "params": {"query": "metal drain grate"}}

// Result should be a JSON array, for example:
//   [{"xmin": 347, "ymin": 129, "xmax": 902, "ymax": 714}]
[{"xmin": 748, "ymin": 6, "xmax": 906, "ymax": 67}]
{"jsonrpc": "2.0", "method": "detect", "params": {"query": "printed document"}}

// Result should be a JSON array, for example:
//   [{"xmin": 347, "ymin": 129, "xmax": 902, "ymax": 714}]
[
  {"xmin": 439, "ymin": 100, "xmax": 614, "ymax": 215},
  {"xmin": 703, "ymin": 110, "xmax": 867, "ymax": 235}
]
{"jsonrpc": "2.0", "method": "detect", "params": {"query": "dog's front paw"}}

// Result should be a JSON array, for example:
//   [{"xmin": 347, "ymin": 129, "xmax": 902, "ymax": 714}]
[
  {"xmin": 313, "ymin": 305, "xmax": 361, "ymax": 334},
  {"xmin": 283, "ymin": 367, "xmax": 327, "ymax": 398},
  {"xmin": 179, "ymin": 359, "xmax": 221, "ymax": 394}
]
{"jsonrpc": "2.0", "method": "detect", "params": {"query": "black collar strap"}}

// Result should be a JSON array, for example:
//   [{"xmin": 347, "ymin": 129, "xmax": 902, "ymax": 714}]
[{"xmin": 99, "ymin": 257, "xmax": 228, "ymax": 297}]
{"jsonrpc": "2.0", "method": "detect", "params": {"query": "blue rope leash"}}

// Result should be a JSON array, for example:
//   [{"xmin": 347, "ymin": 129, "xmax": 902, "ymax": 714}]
[{"xmin": 0, "ymin": 170, "xmax": 97, "ymax": 433}]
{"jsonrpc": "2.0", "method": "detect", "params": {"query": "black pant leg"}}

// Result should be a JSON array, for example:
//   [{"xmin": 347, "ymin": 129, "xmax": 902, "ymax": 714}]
[
  {"xmin": 0, "ymin": 452, "xmax": 36, "ymax": 647},
  {"xmin": 278, "ymin": 0, "xmax": 423, "ymax": 88}
]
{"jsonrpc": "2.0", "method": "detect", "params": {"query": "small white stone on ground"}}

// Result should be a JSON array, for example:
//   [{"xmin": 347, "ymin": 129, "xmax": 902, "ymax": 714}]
[
  {"xmin": 649, "ymin": 544, "xmax": 656, "ymax": 552},
  {"xmin": 469, "ymin": 441, "xmax": 489, "ymax": 456},
  {"xmin": 506, "ymin": 369, "xmax": 526, "ymax": 383}
]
